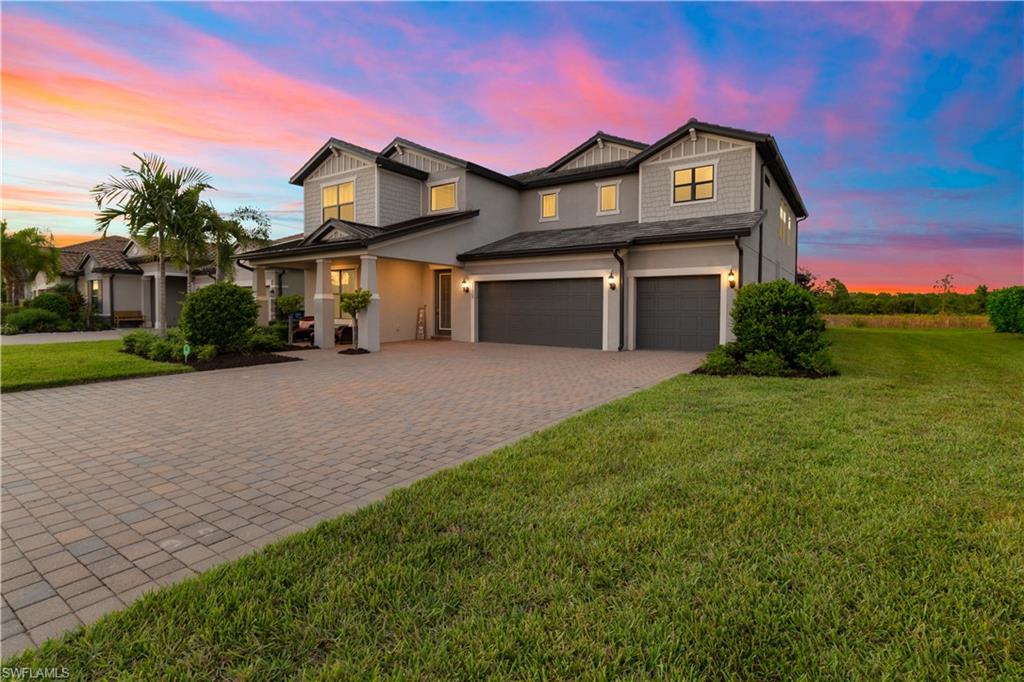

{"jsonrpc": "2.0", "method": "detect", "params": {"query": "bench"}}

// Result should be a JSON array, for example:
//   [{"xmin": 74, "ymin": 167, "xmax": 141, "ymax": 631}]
[{"xmin": 112, "ymin": 310, "xmax": 145, "ymax": 328}]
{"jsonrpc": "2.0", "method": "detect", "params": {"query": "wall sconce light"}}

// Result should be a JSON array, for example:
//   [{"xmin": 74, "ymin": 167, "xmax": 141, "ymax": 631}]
[
  {"xmin": 727, "ymin": 268, "xmax": 737, "ymax": 289},
  {"xmin": 461, "ymin": 278, "xmax": 470, "ymax": 293},
  {"xmin": 607, "ymin": 272, "xmax": 617, "ymax": 290}
]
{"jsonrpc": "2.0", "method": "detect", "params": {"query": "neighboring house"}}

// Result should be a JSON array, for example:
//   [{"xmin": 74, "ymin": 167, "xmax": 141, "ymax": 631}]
[
  {"xmin": 240, "ymin": 119, "xmax": 807, "ymax": 352},
  {"xmin": 30, "ymin": 235, "xmax": 305, "ymax": 327}
]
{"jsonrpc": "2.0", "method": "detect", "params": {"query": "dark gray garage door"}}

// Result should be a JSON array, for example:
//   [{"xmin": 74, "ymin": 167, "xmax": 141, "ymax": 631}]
[
  {"xmin": 478, "ymin": 278, "xmax": 602, "ymax": 349},
  {"xmin": 636, "ymin": 275, "xmax": 720, "ymax": 351}
]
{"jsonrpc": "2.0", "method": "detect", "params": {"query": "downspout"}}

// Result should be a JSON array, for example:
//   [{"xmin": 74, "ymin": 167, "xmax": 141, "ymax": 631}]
[
  {"xmin": 613, "ymin": 248, "xmax": 625, "ymax": 351},
  {"xmin": 734, "ymin": 236, "xmax": 743, "ymax": 288},
  {"xmin": 109, "ymin": 273, "xmax": 115, "ymax": 321},
  {"xmin": 757, "ymin": 161, "xmax": 766, "ymax": 283}
]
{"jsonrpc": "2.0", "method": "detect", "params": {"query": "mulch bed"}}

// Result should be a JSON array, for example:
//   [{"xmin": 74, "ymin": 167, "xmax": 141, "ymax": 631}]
[
  {"xmin": 338, "ymin": 348, "xmax": 370, "ymax": 355},
  {"xmin": 192, "ymin": 352, "xmax": 302, "ymax": 372},
  {"xmin": 281, "ymin": 343, "xmax": 317, "ymax": 351}
]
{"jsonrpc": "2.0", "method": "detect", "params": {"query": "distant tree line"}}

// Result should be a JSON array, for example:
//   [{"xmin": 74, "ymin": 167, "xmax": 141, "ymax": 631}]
[{"xmin": 796, "ymin": 269, "xmax": 992, "ymax": 315}]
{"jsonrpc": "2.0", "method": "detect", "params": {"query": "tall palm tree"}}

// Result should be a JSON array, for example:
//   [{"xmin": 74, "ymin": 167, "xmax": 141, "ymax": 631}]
[
  {"xmin": 1, "ymin": 220, "xmax": 60, "ymax": 304},
  {"xmin": 167, "ymin": 188, "xmax": 215, "ymax": 293},
  {"xmin": 212, "ymin": 206, "xmax": 271, "ymax": 283},
  {"xmin": 92, "ymin": 154, "xmax": 212, "ymax": 329}
]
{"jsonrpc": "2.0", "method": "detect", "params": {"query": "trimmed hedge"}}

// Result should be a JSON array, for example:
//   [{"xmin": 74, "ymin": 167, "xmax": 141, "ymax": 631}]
[
  {"xmin": 697, "ymin": 280, "xmax": 836, "ymax": 378},
  {"xmin": 27, "ymin": 292, "xmax": 70, "ymax": 320},
  {"xmin": 4, "ymin": 308, "xmax": 67, "ymax": 333},
  {"xmin": 986, "ymin": 286, "xmax": 1024, "ymax": 333},
  {"xmin": 180, "ymin": 283, "xmax": 259, "ymax": 353}
]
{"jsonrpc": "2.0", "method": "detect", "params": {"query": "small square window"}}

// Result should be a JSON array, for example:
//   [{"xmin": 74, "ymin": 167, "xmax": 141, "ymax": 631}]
[
  {"xmin": 431, "ymin": 182, "xmax": 457, "ymax": 211},
  {"xmin": 673, "ymin": 164, "xmax": 714, "ymax": 204}
]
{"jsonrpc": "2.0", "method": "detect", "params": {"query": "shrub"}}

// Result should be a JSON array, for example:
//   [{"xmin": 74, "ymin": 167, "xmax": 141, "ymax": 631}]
[
  {"xmin": 131, "ymin": 330, "xmax": 156, "ymax": 358},
  {"xmin": 27, "ymin": 292, "xmax": 70, "ymax": 320},
  {"xmin": 180, "ymin": 283, "xmax": 259, "ymax": 353},
  {"xmin": 121, "ymin": 329, "xmax": 155, "ymax": 355},
  {"xmin": 796, "ymin": 348, "xmax": 838, "ymax": 377},
  {"xmin": 1, "ymin": 303, "xmax": 21, "ymax": 322},
  {"xmin": 145, "ymin": 338, "xmax": 175, "ymax": 363},
  {"xmin": 986, "ymin": 286, "xmax": 1024, "ymax": 333},
  {"xmin": 732, "ymin": 280, "xmax": 827, "ymax": 367},
  {"xmin": 195, "ymin": 344, "xmax": 217, "ymax": 362},
  {"xmin": 742, "ymin": 350, "xmax": 789, "ymax": 377},
  {"xmin": 699, "ymin": 346, "xmax": 740, "ymax": 376},
  {"xmin": 248, "ymin": 326, "xmax": 285, "ymax": 352},
  {"xmin": 267, "ymin": 320, "xmax": 289, "ymax": 342},
  {"xmin": 5, "ymin": 308, "xmax": 63, "ymax": 333}
]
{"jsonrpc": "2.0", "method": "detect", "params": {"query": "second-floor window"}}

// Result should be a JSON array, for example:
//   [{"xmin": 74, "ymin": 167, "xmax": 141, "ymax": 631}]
[
  {"xmin": 323, "ymin": 182, "xmax": 354, "ymax": 222},
  {"xmin": 598, "ymin": 182, "xmax": 619, "ymax": 214},
  {"xmin": 430, "ymin": 182, "xmax": 457, "ymax": 212},
  {"xmin": 673, "ymin": 165, "xmax": 714, "ymax": 203},
  {"xmin": 540, "ymin": 191, "xmax": 558, "ymax": 221},
  {"xmin": 779, "ymin": 204, "xmax": 793, "ymax": 245}
]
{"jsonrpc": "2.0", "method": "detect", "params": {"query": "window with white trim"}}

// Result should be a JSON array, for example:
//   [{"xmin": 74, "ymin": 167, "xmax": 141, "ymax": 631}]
[
  {"xmin": 540, "ymin": 192, "xmax": 558, "ymax": 220},
  {"xmin": 673, "ymin": 164, "xmax": 714, "ymax": 203},
  {"xmin": 598, "ymin": 183, "xmax": 618, "ymax": 213},
  {"xmin": 322, "ymin": 182, "xmax": 354, "ymax": 222},
  {"xmin": 430, "ymin": 182, "xmax": 457, "ymax": 211},
  {"xmin": 89, "ymin": 279, "xmax": 102, "ymax": 312}
]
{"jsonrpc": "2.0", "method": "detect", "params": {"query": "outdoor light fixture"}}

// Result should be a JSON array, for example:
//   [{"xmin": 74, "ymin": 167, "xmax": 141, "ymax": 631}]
[
  {"xmin": 607, "ymin": 272, "xmax": 617, "ymax": 290},
  {"xmin": 727, "ymin": 268, "xmax": 737, "ymax": 288},
  {"xmin": 461, "ymin": 278, "xmax": 470, "ymax": 293}
]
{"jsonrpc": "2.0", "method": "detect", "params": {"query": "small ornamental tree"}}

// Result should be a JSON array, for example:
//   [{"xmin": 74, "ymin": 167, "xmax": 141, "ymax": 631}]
[
  {"xmin": 986, "ymin": 286, "xmax": 1024, "ymax": 333},
  {"xmin": 340, "ymin": 288, "xmax": 373, "ymax": 350},
  {"xmin": 275, "ymin": 294, "xmax": 304, "ymax": 343},
  {"xmin": 179, "ymin": 282, "xmax": 259, "ymax": 353}
]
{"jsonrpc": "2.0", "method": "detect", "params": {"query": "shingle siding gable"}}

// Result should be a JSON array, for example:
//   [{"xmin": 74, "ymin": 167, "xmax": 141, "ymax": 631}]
[{"xmin": 640, "ymin": 146, "xmax": 753, "ymax": 222}]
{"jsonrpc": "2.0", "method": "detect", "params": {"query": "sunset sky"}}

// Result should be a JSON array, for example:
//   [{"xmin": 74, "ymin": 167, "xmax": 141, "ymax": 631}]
[{"xmin": 2, "ymin": 2, "xmax": 1021, "ymax": 292}]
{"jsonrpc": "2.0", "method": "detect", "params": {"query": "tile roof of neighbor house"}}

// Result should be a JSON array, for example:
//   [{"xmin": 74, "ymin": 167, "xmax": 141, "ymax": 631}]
[
  {"xmin": 62, "ymin": 235, "xmax": 131, "ymax": 254},
  {"xmin": 238, "ymin": 210, "xmax": 481, "ymax": 259},
  {"xmin": 458, "ymin": 210, "xmax": 764, "ymax": 261},
  {"xmin": 83, "ymin": 249, "xmax": 143, "ymax": 274},
  {"xmin": 57, "ymin": 251, "xmax": 86, "ymax": 276}
]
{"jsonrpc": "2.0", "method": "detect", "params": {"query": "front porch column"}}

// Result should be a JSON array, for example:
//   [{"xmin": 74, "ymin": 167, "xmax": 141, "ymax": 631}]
[
  {"xmin": 253, "ymin": 266, "xmax": 269, "ymax": 325},
  {"xmin": 358, "ymin": 255, "xmax": 380, "ymax": 352},
  {"xmin": 141, "ymin": 276, "xmax": 153, "ymax": 328},
  {"xmin": 313, "ymin": 258, "xmax": 334, "ymax": 349}
]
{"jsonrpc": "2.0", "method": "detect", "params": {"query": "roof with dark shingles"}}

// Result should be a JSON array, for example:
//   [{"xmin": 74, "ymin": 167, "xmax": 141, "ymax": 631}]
[
  {"xmin": 511, "ymin": 159, "xmax": 633, "ymax": 184},
  {"xmin": 85, "ymin": 249, "xmax": 142, "ymax": 273},
  {"xmin": 57, "ymin": 251, "xmax": 85, "ymax": 276},
  {"xmin": 458, "ymin": 211, "xmax": 763, "ymax": 261},
  {"xmin": 62, "ymin": 235, "xmax": 131, "ymax": 253}
]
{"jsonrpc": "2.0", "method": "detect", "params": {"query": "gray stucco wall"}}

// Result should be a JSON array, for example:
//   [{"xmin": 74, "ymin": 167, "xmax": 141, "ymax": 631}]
[
  {"xmin": 111, "ymin": 274, "xmax": 142, "ymax": 312},
  {"xmin": 517, "ymin": 173, "xmax": 639, "ymax": 232},
  {"xmin": 378, "ymin": 169, "xmax": 422, "ymax": 226},
  {"xmin": 420, "ymin": 168, "xmax": 468, "ymax": 215},
  {"xmin": 757, "ymin": 156, "xmax": 797, "ymax": 282},
  {"xmin": 639, "ymin": 147, "xmax": 753, "ymax": 222}
]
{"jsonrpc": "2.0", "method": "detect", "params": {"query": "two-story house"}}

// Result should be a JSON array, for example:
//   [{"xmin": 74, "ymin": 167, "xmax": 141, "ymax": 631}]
[{"xmin": 240, "ymin": 119, "xmax": 807, "ymax": 352}]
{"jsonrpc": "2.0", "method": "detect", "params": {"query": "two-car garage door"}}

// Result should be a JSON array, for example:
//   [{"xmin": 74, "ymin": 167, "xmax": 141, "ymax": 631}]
[
  {"xmin": 477, "ymin": 278, "xmax": 602, "ymax": 349},
  {"xmin": 476, "ymin": 275, "xmax": 720, "ymax": 351}
]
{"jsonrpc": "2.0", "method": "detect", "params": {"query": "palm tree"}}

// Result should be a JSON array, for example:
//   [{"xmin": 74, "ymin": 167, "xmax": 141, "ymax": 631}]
[
  {"xmin": 168, "ymin": 188, "xmax": 216, "ymax": 293},
  {"xmin": 1, "ymin": 220, "xmax": 60, "ymax": 304},
  {"xmin": 211, "ymin": 206, "xmax": 271, "ymax": 283},
  {"xmin": 92, "ymin": 154, "xmax": 212, "ymax": 330}
]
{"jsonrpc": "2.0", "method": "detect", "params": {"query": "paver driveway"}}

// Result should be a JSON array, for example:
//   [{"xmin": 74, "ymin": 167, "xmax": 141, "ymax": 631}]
[{"xmin": 1, "ymin": 341, "xmax": 701, "ymax": 655}]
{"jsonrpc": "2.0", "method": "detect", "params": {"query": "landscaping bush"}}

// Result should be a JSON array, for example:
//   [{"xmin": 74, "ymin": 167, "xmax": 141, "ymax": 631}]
[
  {"xmin": 1, "ymin": 302, "xmax": 21, "ymax": 322},
  {"xmin": 697, "ymin": 280, "xmax": 836, "ymax": 378},
  {"xmin": 27, "ymin": 292, "xmax": 70, "ymax": 320},
  {"xmin": 267, "ymin": 320, "xmax": 289, "ymax": 342},
  {"xmin": 741, "ymin": 350, "xmax": 789, "ymax": 377},
  {"xmin": 698, "ymin": 345, "xmax": 740, "ymax": 376},
  {"xmin": 195, "ymin": 344, "xmax": 217, "ymax": 362},
  {"xmin": 179, "ymin": 283, "xmax": 259, "ymax": 353},
  {"xmin": 5, "ymin": 308, "xmax": 65, "ymax": 333},
  {"xmin": 121, "ymin": 329, "xmax": 154, "ymax": 355},
  {"xmin": 248, "ymin": 326, "xmax": 286, "ymax": 352},
  {"xmin": 986, "ymin": 286, "xmax": 1024, "ymax": 333},
  {"xmin": 145, "ymin": 338, "xmax": 175, "ymax": 363}
]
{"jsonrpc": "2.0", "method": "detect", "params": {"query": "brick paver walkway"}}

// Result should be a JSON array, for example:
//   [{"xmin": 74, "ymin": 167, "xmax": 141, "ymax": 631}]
[{"xmin": 1, "ymin": 341, "xmax": 701, "ymax": 655}]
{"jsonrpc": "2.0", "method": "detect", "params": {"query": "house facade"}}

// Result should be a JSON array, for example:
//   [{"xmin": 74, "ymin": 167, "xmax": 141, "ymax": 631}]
[
  {"xmin": 30, "ymin": 236, "xmax": 305, "ymax": 327},
  {"xmin": 240, "ymin": 119, "xmax": 807, "ymax": 352}
]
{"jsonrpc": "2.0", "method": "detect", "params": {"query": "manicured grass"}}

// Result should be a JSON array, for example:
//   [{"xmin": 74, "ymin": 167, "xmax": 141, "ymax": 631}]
[
  {"xmin": 0, "ymin": 340, "xmax": 190, "ymax": 391},
  {"xmin": 7, "ymin": 329, "xmax": 1023, "ymax": 678}
]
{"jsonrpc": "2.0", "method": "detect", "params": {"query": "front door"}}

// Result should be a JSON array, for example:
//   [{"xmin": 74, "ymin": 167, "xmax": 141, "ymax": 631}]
[{"xmin": 434, "ymin": 270, "xmax": 452, "ymax": 336}]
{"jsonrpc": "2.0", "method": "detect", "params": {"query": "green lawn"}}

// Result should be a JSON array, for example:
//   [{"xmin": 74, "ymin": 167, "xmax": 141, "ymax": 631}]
[
  {"xmin": 0, "ymin": 340, "xmax": 190, "ymax": 391},
  {"xmin": 7, "ymin": 329, "xmax": 1023, "ymax": 678}
]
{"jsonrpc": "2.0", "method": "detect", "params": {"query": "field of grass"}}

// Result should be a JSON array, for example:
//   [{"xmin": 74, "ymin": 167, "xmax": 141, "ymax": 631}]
[
  {"xmin": 6, "ymin": 329, "xmax": 1023, "ymax": 678},
  {"xmin": 0, "ymin": 340, "xmax": 190, "ymax": 391},
  {"xmin": 824, "ymin": 313, "xmax": 989, "ymax": 328}
]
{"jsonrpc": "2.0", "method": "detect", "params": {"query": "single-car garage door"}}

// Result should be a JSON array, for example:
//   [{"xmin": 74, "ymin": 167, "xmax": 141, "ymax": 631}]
[
  {"xmin": 478, "ymin": 278, "xmax": 602, "ymax": 349},
  {"xmin": 636, "ymin": 275, "xmax": 720, "ymax": 351}
]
